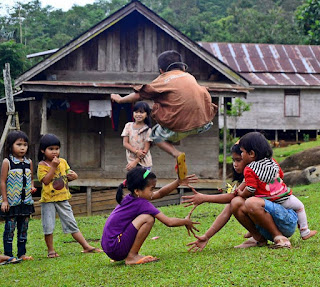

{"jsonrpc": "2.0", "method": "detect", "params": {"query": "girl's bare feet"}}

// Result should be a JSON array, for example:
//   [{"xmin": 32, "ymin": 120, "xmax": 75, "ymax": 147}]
[
  {"xmin": 302, "ymin": 230, "xmax": 317, "ymax": 240},
  {"xmin": 20, "ymin": 255, "xmax": 34, "ymax": 260},
  {"xmin": 125, "ymin": 254, "xmax": 159, "ymax": 265},
  {"xmin": 47, "ymin": 251, "xmax": 59, "ymax": 258}
]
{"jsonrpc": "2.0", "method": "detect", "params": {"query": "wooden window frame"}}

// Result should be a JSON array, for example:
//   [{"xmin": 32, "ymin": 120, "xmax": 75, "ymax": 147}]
[{"xmin": 284, "ymin": 89, "xmax": 300, "ymax": 117}]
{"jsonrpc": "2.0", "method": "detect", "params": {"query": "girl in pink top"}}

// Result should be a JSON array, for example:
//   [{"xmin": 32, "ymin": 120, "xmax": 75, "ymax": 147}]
[{"xmin": 121, "ymin": 101, "xmax": 153, "ymax": 171}]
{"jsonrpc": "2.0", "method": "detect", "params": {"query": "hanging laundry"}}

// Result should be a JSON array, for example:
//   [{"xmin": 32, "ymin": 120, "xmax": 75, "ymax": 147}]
[
  {"xmin": 88, "ymin": 100, "xmax": 112, "ymax": 119},
  {"xmin": 111, "ymin": 102, "xmax": 133, "ymax": 131},
  {"xmin": 47, "ymin": 99, "xmax": 70, "ymax": 110},
  {"xmin": 68, "ymin": 101, "xmax": 89, "ymax": 114}
]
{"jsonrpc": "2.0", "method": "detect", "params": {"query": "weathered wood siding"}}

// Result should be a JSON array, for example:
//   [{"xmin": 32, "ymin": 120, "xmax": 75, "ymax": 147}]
[
  {"xmin": 41, "ymin": 12, "xmax": 225, "ymax": 83},
  {"xmin": 219, "ymin": 89, "xmax": 320, "ymax": 130}
]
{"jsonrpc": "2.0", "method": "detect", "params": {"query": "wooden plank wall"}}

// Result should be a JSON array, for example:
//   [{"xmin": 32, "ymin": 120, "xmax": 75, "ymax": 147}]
[
  {"xmin": 32, "ymin": 188, "xmax": 221, "ymax": 218},
  {"xmin": 44, "ymin": 12, "xmax": 220, "ymax": 82}
]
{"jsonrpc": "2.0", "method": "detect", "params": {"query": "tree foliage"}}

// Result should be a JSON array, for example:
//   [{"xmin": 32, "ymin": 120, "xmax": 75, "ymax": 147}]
[
  {"xmin": 296, "ymin": 0, "xmax": 320, "ymax": 44},
  {"xmin": 227, "ymin": 98, "xmax": 251, "ymax": 137},
  {"xmin": 0, "ymin": 0, "xmax": 308, "ymax": 86},
  {"xmin": 0, "ymin": 40, "xmax": 28, "ymax": 97}
]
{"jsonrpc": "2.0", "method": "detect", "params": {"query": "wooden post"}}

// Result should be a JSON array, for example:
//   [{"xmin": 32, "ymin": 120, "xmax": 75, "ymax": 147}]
[
  {"xmin": 275, "ymin": 130, "xmax": 278, "ymax": 142},
  {"xmin": 3, "ymin": 63, "xmax": 15, "ymax": 114},
  {"xmin": 179, "ymin": 187, "xmax": 185, "ymax": 204},
  {"xmin": 86, "ymin": 187, "xmax": 92, "ymax": 216},
  {"xmin": 0, "ymin": 115, "xmax": 13, "ymax": 152},
  {"xmin": 222, "ymin": 97, "xmax": 227, "ymax": 187},
  {"xmin": 40, "ymin": 97, "xmax": 47, "ymax": 135},
  {"xmin": 0, "ymin": 63, "xmax": 17, "ymax": 153}
]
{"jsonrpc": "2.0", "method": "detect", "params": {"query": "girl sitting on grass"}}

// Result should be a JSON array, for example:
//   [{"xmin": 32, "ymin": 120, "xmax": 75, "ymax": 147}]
[{"xmin": 101, "ymin": 167, "xmax": 198, "ymax": 265}]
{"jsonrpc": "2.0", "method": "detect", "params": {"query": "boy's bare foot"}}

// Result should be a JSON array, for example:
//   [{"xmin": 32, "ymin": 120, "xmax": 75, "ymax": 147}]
[
  {"xmin": 244, "ymin": 232, "xmax": 252, "ymax": 238},
  {"xmin": 269, "ymin": 235, "xmax": 291, "ymax": 249},
  {"xmin": 234, "ymin": 237, "xmax": 268, "ymax": 248},
  {"xmin": 302, "ymin": 230, "xmax": 317, "ymax": 240},
  {"xmin": 125, "ymin": 254, "xmax": 159, "ymax": 265}
]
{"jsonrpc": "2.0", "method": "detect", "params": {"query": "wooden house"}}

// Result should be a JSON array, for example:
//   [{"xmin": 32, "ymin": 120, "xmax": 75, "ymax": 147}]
[
  {"xmin": 1, "ymin": 1, "xmax": 250, "ymax": 216},
  {"xmin": 200, "ymin": 42, "xmax": 320, "ymax": 141}
]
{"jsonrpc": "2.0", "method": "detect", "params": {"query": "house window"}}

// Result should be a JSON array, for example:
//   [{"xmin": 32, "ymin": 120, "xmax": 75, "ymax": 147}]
[{"xmin": 284, "ymin": 90, "xmax": 300, "ymax": 117}]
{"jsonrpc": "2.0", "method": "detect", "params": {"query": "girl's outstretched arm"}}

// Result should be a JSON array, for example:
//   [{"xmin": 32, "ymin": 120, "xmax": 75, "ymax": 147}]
[
  {"xmin": 0, "ymin": 159, "xmax": 10, "ymax": 212},
  {"xmin": 187, "ymin": 205, "xmax": 232, "ymax": 252},
  {"xmin": 151, "ymin": 174, "xmax": 198, "ymax": 200},
  {"xmin": 155, "ymin": 212, "xmax": 200, "ymax": 236},
  {"xmin": 182, "ymin": 187, "xmax": 236, "ymax": 207}
]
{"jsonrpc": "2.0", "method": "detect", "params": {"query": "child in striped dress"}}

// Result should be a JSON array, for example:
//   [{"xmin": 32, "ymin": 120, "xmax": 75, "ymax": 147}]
[
  {"xmin": 0, "ymin": 131, "xmax": 36, "ymax": 260},
  {"xmin": 238, "ymin": 132, "xmax": 316, "ymax": 241}
]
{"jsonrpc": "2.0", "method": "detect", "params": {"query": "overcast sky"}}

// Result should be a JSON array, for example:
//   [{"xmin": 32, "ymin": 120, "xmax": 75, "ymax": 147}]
[{"xmin": 1, "ymin": 0, "xmax": 96, "ymax": 15}]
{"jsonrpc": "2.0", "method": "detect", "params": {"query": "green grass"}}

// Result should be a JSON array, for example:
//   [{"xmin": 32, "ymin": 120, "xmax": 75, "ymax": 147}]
[
  {"xmin": 1, "ymin": 183, "xmax": 320, "ymax": 286},
  {"xmin": 220, "ymin": 137, "xmax": 320, "ymax": 164},
  {"xmin": 272, "ymin": 138, "xmax": 320, "ymax": 163}
]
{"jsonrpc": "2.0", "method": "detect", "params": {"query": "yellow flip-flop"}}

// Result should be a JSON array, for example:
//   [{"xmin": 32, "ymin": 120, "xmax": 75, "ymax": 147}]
[{"xmin": 176, "ymin": 153, "xmax": 187, "ymax": 180}]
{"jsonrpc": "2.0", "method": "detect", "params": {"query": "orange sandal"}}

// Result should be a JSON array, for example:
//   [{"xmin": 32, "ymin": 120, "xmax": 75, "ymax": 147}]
[{"xmin": 176, "ymin": 153, "xmax": 187, "ymax": 180}]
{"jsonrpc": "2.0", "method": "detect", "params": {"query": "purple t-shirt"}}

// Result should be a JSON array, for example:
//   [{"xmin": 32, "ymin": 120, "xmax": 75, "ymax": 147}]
[{"xmin": 101, "ymin": 194, "xmax": 160, "ymax": 252}]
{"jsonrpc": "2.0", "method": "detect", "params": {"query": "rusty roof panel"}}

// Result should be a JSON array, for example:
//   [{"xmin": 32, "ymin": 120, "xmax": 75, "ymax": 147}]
[
  {"xmin": 242, "ymin": 73, "xmax": 320, "ymax": 86},
  {"xmin": 199, "ymin": 42, "xmax": 320, "ymax": 86}
]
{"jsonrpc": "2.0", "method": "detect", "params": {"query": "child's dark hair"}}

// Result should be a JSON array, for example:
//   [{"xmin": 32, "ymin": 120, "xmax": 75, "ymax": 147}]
[
  {"xmin": 238, "ymin": 132, "xmax": 273, "ymax": 161},
  {"xmin": 38, "ymin": 134, "xmax": 61, "ymax": 162},
  {"xmin": 4, "ymin": 130, "xmax": 29, "ymax": 158},
  {"xmin": 133, "ymin": 101, "xmax": 152, "ymax": 128},
  {"xmin": 230, "ymin": 143, "xmax": 244, "ymax": 183},
  {"xmin": 158, "ymin": 50, "xmax": 187, "ymax": 72},
  {"xmin": 116, "ymin": 167, "xmax": 156, "ymax": 204}
]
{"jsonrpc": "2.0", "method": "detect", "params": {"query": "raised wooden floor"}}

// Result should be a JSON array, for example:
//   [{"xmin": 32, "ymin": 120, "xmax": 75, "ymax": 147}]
[{"xmin": 32, "ymin": 178, "xmax": 223, "ymax": 218}]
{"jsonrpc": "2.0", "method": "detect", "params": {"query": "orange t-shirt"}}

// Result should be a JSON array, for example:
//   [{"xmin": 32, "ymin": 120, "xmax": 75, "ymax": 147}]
[{"xmin": 134, "ymin": 70, "xmax": 217, "ymax": 132}]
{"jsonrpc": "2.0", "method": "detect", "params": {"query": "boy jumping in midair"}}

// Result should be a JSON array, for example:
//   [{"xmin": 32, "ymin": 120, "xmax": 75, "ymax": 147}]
[{"xmin": 111, "ymin": 50, "xmax": 217, "ymax": 179}]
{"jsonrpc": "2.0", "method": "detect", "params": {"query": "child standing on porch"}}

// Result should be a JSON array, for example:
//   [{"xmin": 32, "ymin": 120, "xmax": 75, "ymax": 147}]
[
  {"xmin": 37, "ymin": 134, "xmax": 102, "ymax": 258},
  {"xmin": 121, "ymin": 101, "xmax": 153, "ymax": 171},
  {"xmin": 111, "ymin": 50, "xmax": 218, "ymax": 179},
  {"xmin": 0, "ymin": 131, "xmax": 36, "ymax": 261}
]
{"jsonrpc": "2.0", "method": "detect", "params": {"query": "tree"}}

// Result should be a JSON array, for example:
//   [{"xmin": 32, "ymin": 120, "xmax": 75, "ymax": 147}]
[
  {"xmin": 0, "ymin": 40, "xmax": 28, "ymax": 98},
  {"xmin": 296, "ymin": 0, "xmax": 320, "ymax": 44},
  {"xmin": 227, "ymin": 98, "xmax": 251, "ymax": 138}
]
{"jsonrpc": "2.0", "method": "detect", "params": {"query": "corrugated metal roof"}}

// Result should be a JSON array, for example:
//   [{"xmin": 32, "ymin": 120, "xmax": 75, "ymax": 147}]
[{"xmin": 199, "ymin": 42, "xmax": 320, "ymax": 86}]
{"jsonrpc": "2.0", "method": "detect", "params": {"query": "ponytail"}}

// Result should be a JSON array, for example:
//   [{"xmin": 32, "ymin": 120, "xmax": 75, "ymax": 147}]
[
  {"xmin": 116, "ymin": 183, "xmax": 125, "ymax": 204},
  {"xmin": 116, "ymin": 167, "xmax": 156, "ymax": 204}
]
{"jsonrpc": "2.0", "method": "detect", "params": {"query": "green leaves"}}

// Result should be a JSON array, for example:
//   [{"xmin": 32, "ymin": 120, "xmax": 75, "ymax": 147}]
[{"xmin": 296, "ymin": 0, "xmax": 320, "ymax": 44}]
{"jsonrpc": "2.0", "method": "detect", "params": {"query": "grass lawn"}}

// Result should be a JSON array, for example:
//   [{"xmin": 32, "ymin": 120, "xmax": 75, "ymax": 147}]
[
  {"xmin": 220, "ymin": 137, "xmax": 320, "ymax": 164},
  {"xmin": 272, "ymin": 138, "xmax": 320, "ymax": 163},
  {"xmin": 1, "ymin": 182, "xmax": 319, "ymax": 286}
]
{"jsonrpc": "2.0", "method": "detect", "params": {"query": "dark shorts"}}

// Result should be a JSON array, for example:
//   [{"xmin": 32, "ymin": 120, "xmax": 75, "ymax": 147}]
[
  {"xmin": 103, "ymin": 223, "xmax": 138, "ymax": 261},
  {"xmin": 256, "ymin": 199, "xmax": 298, "ymax": 241}
]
